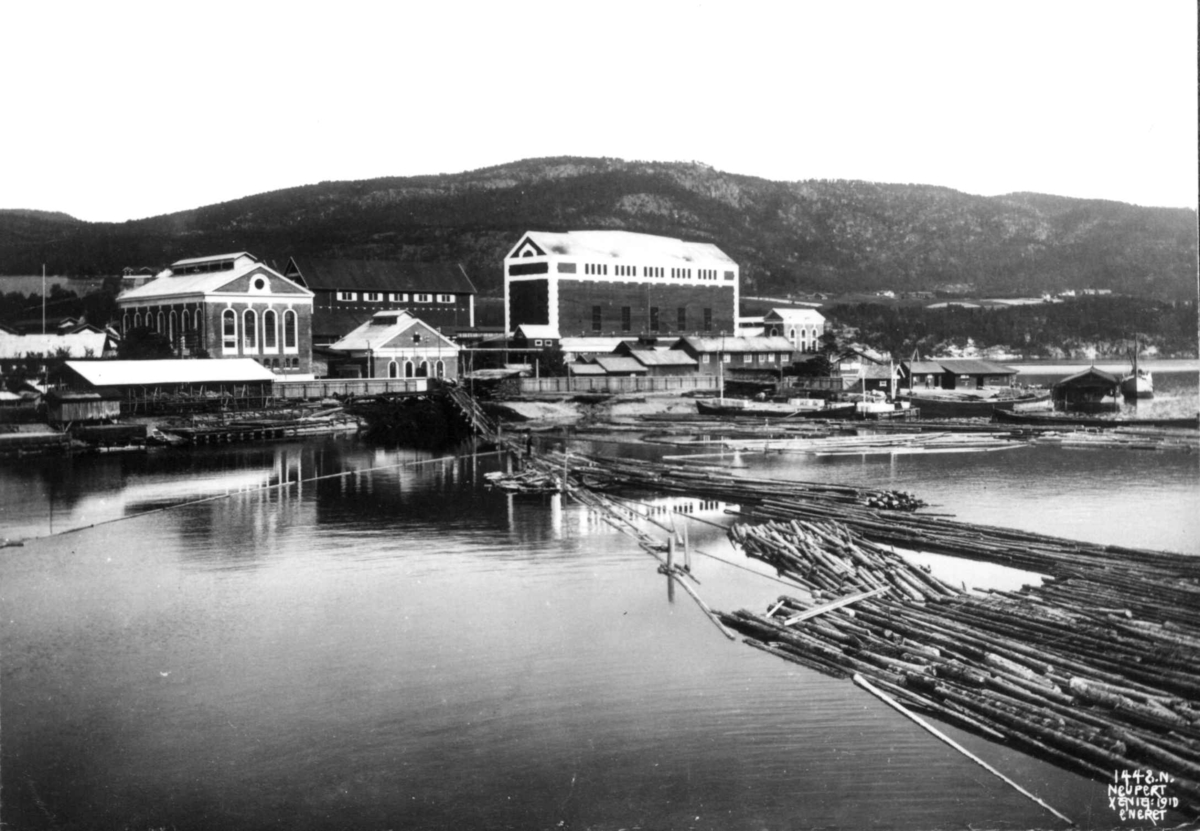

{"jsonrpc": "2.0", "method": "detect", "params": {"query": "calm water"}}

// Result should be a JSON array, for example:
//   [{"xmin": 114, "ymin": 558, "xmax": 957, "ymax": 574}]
[{"xmin": 2, "ymin": 377, "xmax": 1198, "ymax": 830}]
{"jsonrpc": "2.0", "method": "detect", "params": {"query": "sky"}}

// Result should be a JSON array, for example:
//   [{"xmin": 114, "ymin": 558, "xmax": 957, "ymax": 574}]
[{"xmin": 2, "ymin": 0, "xmax": 1196, "ymax": 223}]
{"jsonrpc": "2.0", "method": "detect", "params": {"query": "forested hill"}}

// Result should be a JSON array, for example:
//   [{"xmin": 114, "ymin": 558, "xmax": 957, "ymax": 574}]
[{"xmin": 1, "ymin": 158, "xmax": 1195, "ymax": 300}]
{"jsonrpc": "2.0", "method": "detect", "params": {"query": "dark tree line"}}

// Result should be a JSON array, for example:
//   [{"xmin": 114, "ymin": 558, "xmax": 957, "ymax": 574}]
[{"xmin": 825, "ymin": 296, "xmax": 1198, "ymax": 359}]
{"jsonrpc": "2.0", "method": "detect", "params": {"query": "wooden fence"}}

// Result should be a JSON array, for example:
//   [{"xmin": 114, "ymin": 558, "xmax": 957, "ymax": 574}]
[
  {"xmin": 519, "ymin": 375, "xmax": 720, "ymax": 394},
  {"xmin": 273, "ymin": 378, "xmax": 428, "ymax": 399}
]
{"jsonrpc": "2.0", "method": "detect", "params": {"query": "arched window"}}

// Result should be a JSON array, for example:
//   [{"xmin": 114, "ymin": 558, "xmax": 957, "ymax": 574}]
[
  {"xmin": 283, "ymin": 310, "xmax": 297, "ymax": 350},
  {"xmin": 122, "ymin": 312, "xmax": 130, "ymax": 333},
  {"xmin": 404, "ymin": 360, "xmax": 414, "ymax": 378},
  {"xmin": 168, "ymin": 311, "xmax": 177, "ymax": 343},
  {"xmin": 181, "ymin": 309, "xmax": 190, "ymax": 335},
  {"xmin": 243, "ymin": 309, "xmax": 257, "ymax": 351},
  {"xmin": 222, "ymin": 309, "xmax": 237, "ymax": 351},
  {"xmin": 388, "ymin": 360, "xmax": 398, "ymax": 378},
  {"xmin": 133, "ymin": 311, "xmax": 142, "ymax": 329},
  {"xmin": 435, "ymin": 360, "xmax": 445, "ymax": 380},
  {"xmin": 417, "ymin": 360, "xmax": 429, "ymax": 377},
  {"xmin": 263, "ymin": 310, "xmax": 277, "ymax": 350}
]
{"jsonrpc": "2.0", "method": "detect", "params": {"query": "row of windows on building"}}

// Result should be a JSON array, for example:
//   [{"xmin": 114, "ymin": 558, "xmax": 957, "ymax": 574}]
[
  {"xmin": 578, "ymin": 264, "xmax": 726, "ymax": 280},
  {"xmin": 125, "ymin": 308, "xmax": 300, "ymax": 353},
  {"xmin": 698, "ymin": 352, "xmax": 787, "ymax": 364},
  {"xmin": 383, "ymin": 359, "xmax": 447, "ymax": 379},
  {"xmin": 592, "ymin": 306, "xmax": 714, "ymax": 332},
  {"xmin": 335, "ymin": 292, "xmax": 456, "ymax": 303},
  {"xmin": 221, "ymin": 309, "xmax": 300, "ymax": 352},
  {"xmin": 255, "ymin": 356, "xmax": 304, "ymax": 371}
]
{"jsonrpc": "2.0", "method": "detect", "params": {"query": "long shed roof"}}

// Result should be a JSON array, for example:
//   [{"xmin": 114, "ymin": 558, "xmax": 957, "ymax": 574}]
[
  {"xmin": 674, "ymin": 336, "xmax": 796, "ymax": 353},
  {"xmin": 65, "ymin": 359, "xmax": 276, "ymax": 387}
]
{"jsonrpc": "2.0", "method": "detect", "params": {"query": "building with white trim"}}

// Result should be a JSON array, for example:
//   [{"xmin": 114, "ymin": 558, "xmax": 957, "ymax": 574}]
[
  {"xmin": 326, "ymin": 310, "xmax": 460, "ymax": 380},
  {"xmin": 762, "ymin": 308, "xmax": 826, "ymax": 353},
  {"xmin": 117, "ymin": 252, "xmax": 314, "ymax": 375},
  {"xmin": 503, "ymin": 230, "xmax": 739, "ymax": 340}
]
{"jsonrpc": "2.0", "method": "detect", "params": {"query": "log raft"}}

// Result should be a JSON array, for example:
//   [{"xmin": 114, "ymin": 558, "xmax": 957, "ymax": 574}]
[{"xmin": 499, "ymin": 424, "xmax": 1200, "ymax": 816}]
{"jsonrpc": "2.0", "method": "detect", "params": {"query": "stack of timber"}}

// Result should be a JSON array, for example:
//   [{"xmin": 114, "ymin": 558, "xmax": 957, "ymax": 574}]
[{"xmin": 720, "ymin": 519, "xmax": 1200, "ymax": 815}]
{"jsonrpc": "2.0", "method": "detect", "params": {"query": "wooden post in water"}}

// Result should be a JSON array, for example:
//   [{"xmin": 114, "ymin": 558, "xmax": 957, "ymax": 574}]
[
  {"xmin": 682, "ymin": 517, "xmax": 691, "ymax": 571},
  {"xmin": 666, "ymin": 536, "xmax": 676, "ymax": 603}
]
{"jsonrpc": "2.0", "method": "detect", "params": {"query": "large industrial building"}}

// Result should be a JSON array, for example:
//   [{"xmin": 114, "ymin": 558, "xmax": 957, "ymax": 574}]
[
  {"xmin": 117, "ymin": 252, "xmax": 314, "ymax": 375},
  {"xmin": 503, "ymin": 230, "xmax": 739, "ymax": 340}
]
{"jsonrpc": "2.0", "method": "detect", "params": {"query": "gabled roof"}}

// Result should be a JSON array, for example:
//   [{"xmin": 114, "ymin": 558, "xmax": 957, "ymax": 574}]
[
  {"xmin": 506, "ymin": 230, "xmax": 736, "ymax": 266},
  {"xmin": 0, "ymin": 330, "xmax": 111, "ymax": 360},
  {"xmin": 559, "ymin": 337, "xmax": 629, "ymax": 354},
  {"xmin": 567, "ymin": 363, "xmax": 607, "ymax": 376},
  {"xmin": 328, "ymin": 311, "xmax": 459, "ymax": 353},
  {"xmin": 286, "ymin": 259, "xmax": 476, "ymax": 294},
  {"xmin": 625, "ymin": 348, "xmax": 697, "ymax": 367},
  {"xmin": 673, "ymin": 335, "xmax": 796, "ymax": 353},
  {"xmin": 64, "ymin": 359, "xmax": 276, "ymax": 386},
  {"xmin": 119, "ymin": 253, "xmax": 311, "ymax": 301},
  {"xmin": 515, "ymin": 325, "xmax": 560, "ymax": 340},
  {"xmin": 1054, "ymin": 367, "xmax": 1121, "ymax": 387},
  {"xmin": 902, "ymin": 358, "xmax": 1017, "ymax": 376},
  {"xmin": 933, "ymin": 359, "xmax": 1017, "ymax": 375},
  {"xmin": 594, "ymin": 356, "xmax": 647, "ymax": 374},
  {"xmin": 763, "ymin": 307, "xmax": 825, "ymax": 324}
]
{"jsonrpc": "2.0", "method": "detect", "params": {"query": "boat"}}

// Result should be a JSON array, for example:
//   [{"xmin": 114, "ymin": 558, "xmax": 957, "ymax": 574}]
[
  {"xmin": 992, "ymin": 409, "xmax": 1198, "ymax": 430},
  {"xmin": 695, "ymin": 397, "xmax": 849, "ymax": 418},
  {"xmin": 1119, "ymin": 368, "xmax": 1153, "ymax": 400},
  {"xmin": 899, "ymin": 390, "xmax": 1052, "ymax": 419},
  {"xmin": 1119, "ymin": 340, "xmax": 1154, "ymax": 399}
]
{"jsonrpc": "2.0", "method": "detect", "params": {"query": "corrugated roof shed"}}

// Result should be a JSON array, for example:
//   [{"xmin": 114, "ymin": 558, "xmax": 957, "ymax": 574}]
[
  {"xmin": 65, "ymin": 359, "xmax": 276, "ymax": 387},
  {"xmin": 288, "ymin": 259, "xmax": 476, "ymax": 294}
]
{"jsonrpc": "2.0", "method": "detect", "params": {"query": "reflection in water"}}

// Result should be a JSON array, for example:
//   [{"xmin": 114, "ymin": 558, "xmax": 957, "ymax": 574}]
[{"xmin": 1, "ymin": 424, "xmax": 1197, "ymax": 830}]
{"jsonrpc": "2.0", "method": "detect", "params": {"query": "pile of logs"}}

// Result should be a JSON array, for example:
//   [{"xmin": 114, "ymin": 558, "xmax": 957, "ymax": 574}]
[{"xmin": 721, "ymin": 518, "xmax": 1200, "ymax": 815}]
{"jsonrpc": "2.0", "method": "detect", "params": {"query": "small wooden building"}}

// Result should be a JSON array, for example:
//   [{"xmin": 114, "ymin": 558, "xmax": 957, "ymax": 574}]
[
  {"xmin": 900, "ymin": 358, "xmax": 1018, "ymax": 391},
  {"xmin": 1051, "ymin": 367, "xmax": 1120, "ymax": 411},
  {"xmin": 46, "ymin": 391, "xmax": 121, "ymax": 424}
]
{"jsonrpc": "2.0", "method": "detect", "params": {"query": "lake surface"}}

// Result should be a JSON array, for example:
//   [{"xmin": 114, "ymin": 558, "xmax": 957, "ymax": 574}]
[{"xmin": 2, "ymin": 381, "xmax": 1198, "ymax": 830}]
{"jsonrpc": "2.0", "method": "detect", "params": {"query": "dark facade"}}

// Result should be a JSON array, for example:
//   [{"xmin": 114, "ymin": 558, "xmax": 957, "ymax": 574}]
[{"xmin": 284, "ymin": 259, "xmax": 476, "ymax": 345}]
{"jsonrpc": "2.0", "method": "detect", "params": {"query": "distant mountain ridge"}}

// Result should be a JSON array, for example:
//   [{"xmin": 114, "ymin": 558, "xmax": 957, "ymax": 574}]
[{"xmin": 0, "ymin": 158, "xmax": 1195, "ymax": 299}]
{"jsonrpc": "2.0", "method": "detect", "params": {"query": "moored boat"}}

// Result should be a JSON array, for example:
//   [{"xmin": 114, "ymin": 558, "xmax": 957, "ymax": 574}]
[
  {"xmin": 1119, "ymin": 367, "xmax": 1154, "ymax": 400},
  {"xmin": 696, "ymin": 397, "xmax": 850, "ymax": 418},
  {"xmin": 899, "ymin": 390, "xmax": 1051, "ymax": 419},
  {"xmin": 992, "ymin": 409, "xmax": 1197, "ymax": 430}
]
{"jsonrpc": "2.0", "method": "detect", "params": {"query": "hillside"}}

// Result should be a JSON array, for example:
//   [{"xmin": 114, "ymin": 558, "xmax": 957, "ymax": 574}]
[{"xmin": 0, "ymin": 158, "xmax": 1195, "ymax": 299}]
